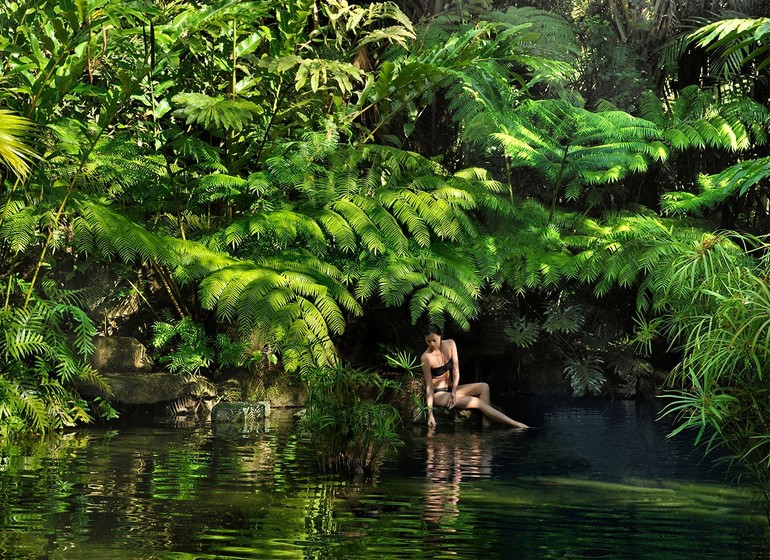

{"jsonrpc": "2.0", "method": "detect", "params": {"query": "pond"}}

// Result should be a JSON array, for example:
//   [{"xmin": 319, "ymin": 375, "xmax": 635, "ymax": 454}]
[{"xmin": 1, "ymin": 397, "xmax": 769, "ymax": 559}]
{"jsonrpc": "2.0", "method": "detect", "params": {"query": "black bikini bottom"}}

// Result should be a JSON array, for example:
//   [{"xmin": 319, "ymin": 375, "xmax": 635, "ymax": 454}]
[{"xmin": 434, "ymin": 387, "xmax": 451, "ymax": 393}]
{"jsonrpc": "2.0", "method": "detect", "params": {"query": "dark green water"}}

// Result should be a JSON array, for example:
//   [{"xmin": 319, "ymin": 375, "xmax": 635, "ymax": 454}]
[{"xmin": 1, "ymin": 398, "xmax": 768, "ymax": 559}]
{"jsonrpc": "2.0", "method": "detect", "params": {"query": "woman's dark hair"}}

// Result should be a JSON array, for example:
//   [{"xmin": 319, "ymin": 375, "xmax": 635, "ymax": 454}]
[{"xmin": 422, "ymin": 324, "xmax": 443, "ymax": 337}]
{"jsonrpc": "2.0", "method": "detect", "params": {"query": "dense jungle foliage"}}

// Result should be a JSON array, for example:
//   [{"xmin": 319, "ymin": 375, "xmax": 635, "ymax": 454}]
[{"xmin": 2, "ymin": 0, "xmax": 770, "ymax": 484}]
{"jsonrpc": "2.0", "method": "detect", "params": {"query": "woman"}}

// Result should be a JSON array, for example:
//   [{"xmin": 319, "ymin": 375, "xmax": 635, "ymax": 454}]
[{"xmin": 421, "ymin": 325, "xmax": 529, "ymax": 429}]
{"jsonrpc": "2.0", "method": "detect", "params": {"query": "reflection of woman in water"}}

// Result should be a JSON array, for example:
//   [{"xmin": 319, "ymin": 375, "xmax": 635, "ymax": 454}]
[
  {"xmin": 421, "ymin": 325, "xmax": 529, "ymax": 429},
  {"xmin": 424, "ymin": 429, "xmax": 462, "ymax": 529},
  {"xmin": 423, "ymin": 429, "xmax": 493, "ymax": 539}
]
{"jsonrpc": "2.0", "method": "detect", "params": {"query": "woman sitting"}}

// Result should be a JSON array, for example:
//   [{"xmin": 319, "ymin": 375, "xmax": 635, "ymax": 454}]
[{"xmin": 420, "ymin": 325, "xmax": 529, "ymax": 429}]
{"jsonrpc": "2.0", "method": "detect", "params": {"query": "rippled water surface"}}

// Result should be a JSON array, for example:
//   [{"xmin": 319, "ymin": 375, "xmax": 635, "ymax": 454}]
[{"xmin": 1, "ymin": 398, "xmax": 769, "ymax": 559}]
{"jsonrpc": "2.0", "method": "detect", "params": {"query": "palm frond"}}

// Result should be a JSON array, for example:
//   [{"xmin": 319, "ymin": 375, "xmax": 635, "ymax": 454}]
[
  {"xmin": 0, "ymin": 110, "xmax": 40, "ymax": 180},
  {"xmin": 687, "ymin": 18, "xmax": 770, "ymax": 79}
]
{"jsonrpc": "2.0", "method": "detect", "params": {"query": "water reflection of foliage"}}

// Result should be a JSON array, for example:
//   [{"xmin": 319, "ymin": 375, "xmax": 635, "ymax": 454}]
[
  {"xmin": 0, "ymin": 432, "xmax": 113, "ymax": 558},
  {"xmin": 0, "ymin": 419, "xmax": 767, "ymax": 559}
]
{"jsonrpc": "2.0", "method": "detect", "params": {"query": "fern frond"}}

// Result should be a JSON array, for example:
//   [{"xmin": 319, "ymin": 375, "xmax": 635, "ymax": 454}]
[
  {"xmin": 0, "ymin": 376, "xmax": 50, "ymax": 433},
  {"xmin": 198, "ymin": 252, "xmax": 362, "ymax": 370},
  {"xmin": 169, "ymin": 134, "xmax": 225, "ymax": 171},
  {"xmin": 329, "ymin": 198, "xmax": 388, "ymax": 254},
  {"xmin": 172, "ymin": 93, "xmax": 263, "ymax": 134},
  {"xmin": 210, "ymin": 209, "xmax": 328, "ymax": 253},
  {"xmin": 662, "ymin": 157, "xmax": 770, "ymax": 216},
  {"xmin": 78, "ymin": 134, "xmax": 166, "ymax": 197},
  {"xmin": 0, "ymin": 201, "xmax": 44, "ymax": 253},
  {"xmin": 73, "ymin": 198, "xmax": 176, "ymax": 265}
]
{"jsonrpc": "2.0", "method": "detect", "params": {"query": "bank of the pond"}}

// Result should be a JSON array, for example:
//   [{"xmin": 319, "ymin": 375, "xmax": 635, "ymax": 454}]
[{"xmin": 0, "ymin": 398, "xmax": 768, "ymax": 560}]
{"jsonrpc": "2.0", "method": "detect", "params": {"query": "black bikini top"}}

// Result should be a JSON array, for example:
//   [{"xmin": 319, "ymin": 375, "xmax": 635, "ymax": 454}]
[{"xmin": 430, "ymin": 358, "xmax": 453, "ymax": 377}]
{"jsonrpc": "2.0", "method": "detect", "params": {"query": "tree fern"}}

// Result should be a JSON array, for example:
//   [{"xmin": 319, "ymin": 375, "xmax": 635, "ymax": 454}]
[
  {"xmin": 210, "ymin": 209, "xmax": 328, "ymax": 254},
  {"xmin": 440, "ymin": 6, "xmax": 578, "ymax": 125},
  {"xmin": 198, "ymin": 251, "xmax": 362, "ymax": 371},
  {"xmin": 641, "ymin": 20, "xmax": 770, "ymax": 221},
  {"xmin": 491, "ymin": 98, "xmax": 666, "ymax": 215},
  {"xmin": 636, "ymin": 86, "xmax": 768, "ymax": 153},
  {"xmin": 223, "ymin": 141, "xmax": 492, "ymax": 261},
  {"xmin": 352, "ymin": 19, "xmax": 574, "ymax": 143},
  {"xmin": 471, "ymin": 198, "xmax": 577, "ymax": 293}
]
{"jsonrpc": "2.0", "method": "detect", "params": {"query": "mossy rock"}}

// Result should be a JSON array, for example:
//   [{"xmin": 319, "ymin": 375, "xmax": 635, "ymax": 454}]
[{"xmin": 88, "ymin": 336, "xmax": 154, "ymax": 373}]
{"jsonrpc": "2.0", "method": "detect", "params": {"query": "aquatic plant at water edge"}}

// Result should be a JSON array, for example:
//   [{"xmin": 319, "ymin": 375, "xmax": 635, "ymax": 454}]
[{"xmin": 297, "ymin": 364, "xmax": 402, "ymax": 475}]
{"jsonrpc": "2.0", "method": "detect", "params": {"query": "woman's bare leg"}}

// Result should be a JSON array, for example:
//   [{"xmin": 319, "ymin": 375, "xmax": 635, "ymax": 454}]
[
  {"xmin": 453, "ymin": 394, "xmax": 529, "ymax": 429},
  {"xmin": 455, "ymin": 383, "xmax": 496, "ymax": 428},
  {"xmin": 456, "ymin": 382, "xmax": 491, "ymax": 403}
]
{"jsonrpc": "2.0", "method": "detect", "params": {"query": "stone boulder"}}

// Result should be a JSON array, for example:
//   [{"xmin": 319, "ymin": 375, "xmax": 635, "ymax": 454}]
[
  {"xmin": 391, "ymin": 373, "xmax": 479, "ymax": 426},
  {"xmin": 79, "ymin": 372, "xmax": 216, "ymax": 405},
  {"xmin": 212, "ymin": 401, "xmax": 271, "ymax": 422},
  {"xmin": 217, "ymin": 370, "xmax": 307, "ymax": 408},
  {"xmin": 79, "ymin": 336, "xmax": 217, "ymax": 419},
  {"xmin": 88, "ymin": 336, "xmax": 154, "ymax": 373}
]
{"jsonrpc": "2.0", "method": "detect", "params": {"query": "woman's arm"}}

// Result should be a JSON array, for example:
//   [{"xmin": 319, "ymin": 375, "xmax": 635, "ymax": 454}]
[
  {"xmin": 421, "ymin": 358, "xmax": 436, "ymax": 427},
  {"xmin": 449, "ymin": 339, "xmax": 460, "ymax": 409}
]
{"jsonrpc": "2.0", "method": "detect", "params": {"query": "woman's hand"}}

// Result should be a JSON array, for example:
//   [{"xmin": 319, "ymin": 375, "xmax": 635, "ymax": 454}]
[
  {"xmin": 448, "ymin": 392, "xmax": 457, "ymax": 409},
  {"xmin": 427, "ymin": 412, "xmax": 436, "ymax": 428}
]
